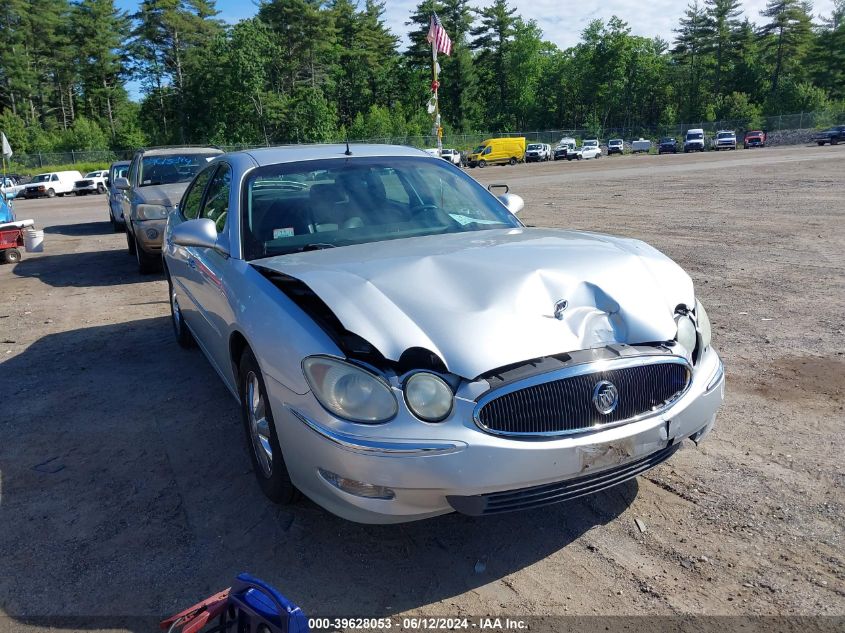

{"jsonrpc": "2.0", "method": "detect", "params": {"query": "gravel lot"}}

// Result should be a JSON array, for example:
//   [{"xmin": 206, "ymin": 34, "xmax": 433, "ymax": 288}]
[{"xmin": 1, "ymin": 145, "xmax": 843, "ymax": 628}]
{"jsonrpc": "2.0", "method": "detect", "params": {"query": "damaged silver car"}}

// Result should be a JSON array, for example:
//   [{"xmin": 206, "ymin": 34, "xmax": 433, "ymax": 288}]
[{"xmin": 162, "ymin": 145, "xmax": 725, "ymax": 524}]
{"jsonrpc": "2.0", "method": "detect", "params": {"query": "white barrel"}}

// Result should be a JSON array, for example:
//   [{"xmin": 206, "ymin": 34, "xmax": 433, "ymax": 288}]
[{"xmin": 24, "ymin": 229, "xmax": 44, "ymax": 253}]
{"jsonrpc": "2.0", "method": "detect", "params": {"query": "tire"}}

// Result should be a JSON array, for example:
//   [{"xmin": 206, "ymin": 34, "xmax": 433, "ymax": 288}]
[
  {"xmin": 2, "ymin": 248, "xmax": 21, "ymax": 264},
  {"xmin": 110, "ymin": 212, "xmax": 124, "ymax": 233},
  {"xmin": 46, "ymin": 188, "xmax": 55, "ymax": 198},
  {"xmin": 509, "ymin": 157, "xmax": 517, "ymax": 166},
  {"xmin": 478, "ymin": 160, "xmax": 486, "ymax": 168},
  {"xmin": 135, "ymin": 236, "xmax": 161, "ymax": 274},
  {"xmin": 238, "ymin": 347, "xmax": 300, "ymax": 504},
  {"xmin": 832, "ymin": 139, "xmax": 839, "ymax": 145},
  {"xmin": 818, "ymin": 141, "xmax": 825, "ymax": 146},
  {"xmin": 97, "ymin": 184, "xmax": 106, "ymax": 194},
  {"xmin": 126, "ymin": 227, "xmax": 137, "ymax": 255},
  {"xmin": 168, "ymin": 275, "xmax": 194, "ymax": 349}
]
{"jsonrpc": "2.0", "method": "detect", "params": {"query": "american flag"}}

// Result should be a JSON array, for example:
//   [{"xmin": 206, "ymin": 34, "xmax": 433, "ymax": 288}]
[{"xmin": 427, "ymin": 13, "xmax": 452, "ymax": 56}]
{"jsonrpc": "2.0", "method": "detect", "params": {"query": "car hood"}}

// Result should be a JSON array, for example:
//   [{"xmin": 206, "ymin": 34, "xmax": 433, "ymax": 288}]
[
  {"xmin": 254, "ymin": 228, "xmax": 694, "ymax": 379},
  {"xmin": 135, "ymin": 182, "xmax": 189, "ymax": 207}
]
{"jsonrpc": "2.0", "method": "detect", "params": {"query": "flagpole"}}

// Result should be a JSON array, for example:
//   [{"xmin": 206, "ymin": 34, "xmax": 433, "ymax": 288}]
[{"xmin": 432, "ymin": 38, "xmax": 442, "ymax": 158}]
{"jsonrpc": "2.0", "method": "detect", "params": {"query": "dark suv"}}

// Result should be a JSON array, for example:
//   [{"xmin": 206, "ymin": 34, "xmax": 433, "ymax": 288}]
[
  {"xmin": 813, "ymin": 125, "xmax": 845, "ymax": 146},
  {"xmin": 658, "ymin": 137, "xmax": 678, "ymax": 154}
]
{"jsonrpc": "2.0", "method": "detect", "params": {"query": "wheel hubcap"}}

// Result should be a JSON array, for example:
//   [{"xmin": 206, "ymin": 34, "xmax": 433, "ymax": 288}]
[{"xmin": 246, "ymin": 372, "xmax": 273, "ymax": 477}]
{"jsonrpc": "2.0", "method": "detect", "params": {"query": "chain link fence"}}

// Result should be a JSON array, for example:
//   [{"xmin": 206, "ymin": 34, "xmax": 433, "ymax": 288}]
[{"xmin": 8, "ymin": 109, "xmax": 843, "ymax": 170}]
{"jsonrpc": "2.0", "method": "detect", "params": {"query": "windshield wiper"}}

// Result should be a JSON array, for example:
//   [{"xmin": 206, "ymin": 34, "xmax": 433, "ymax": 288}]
[{"xmin": 300, "ymin": 243, "xmax": 337, "ymax": 251}]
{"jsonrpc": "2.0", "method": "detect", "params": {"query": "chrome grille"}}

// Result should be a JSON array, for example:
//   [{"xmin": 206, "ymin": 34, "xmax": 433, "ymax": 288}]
[{"xmin": 475, "ymin": 358, "xmax": 690, "ymax": 437}]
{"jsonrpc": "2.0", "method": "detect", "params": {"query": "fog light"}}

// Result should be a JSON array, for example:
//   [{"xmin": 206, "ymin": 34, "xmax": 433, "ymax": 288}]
[
  {"xmin": 146, "ymin": 228, "xmax": 159, "ymax": 240},
  {"xmin": 318, "ymin": 468, "xmax": 395, "ymax": 500}
]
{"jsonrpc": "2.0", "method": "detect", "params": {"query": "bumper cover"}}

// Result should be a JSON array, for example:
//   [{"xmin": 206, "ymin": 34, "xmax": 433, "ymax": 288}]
[{"xmin": 266, "ymin": 347, "xmax": 725, "ymax": 524}]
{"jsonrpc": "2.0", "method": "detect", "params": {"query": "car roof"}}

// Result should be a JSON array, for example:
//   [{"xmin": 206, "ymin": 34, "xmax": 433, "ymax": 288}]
[
  {"xmin": 138, "ymin": 146, "xmax": 223, "ymax": 157},
  {"xmin": 231, "ymin": 144, "xmax": 431, "ymax": 168}
]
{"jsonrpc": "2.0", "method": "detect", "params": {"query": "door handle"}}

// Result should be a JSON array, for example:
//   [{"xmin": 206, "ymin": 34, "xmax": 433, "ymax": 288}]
[{"xmin": 188, "ymin": 258, "xmax": 197, "ymax": 270}]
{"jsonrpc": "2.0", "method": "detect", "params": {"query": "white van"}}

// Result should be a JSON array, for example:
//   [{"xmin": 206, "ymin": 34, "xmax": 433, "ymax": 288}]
[
  {"xmin": 683, "ymin": 129, "xmax": 705, "ymax": 153},
  {"xmin": 22, "ymin": 170, "xmax": 83, "ymax": 198}
]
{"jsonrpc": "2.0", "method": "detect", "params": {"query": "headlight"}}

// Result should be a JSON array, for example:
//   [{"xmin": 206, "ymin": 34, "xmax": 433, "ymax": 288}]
[
  {"xmin": 404, "ymin": 372, "xmax": 453, "ymax": 422},
  {"xmin": 675, "ymin": 312, "xmax": 697, "ymax": 354},
  {"xmin": 696, "ymin": 299, "xmax": 712, "ymax": 350},
  {"xmin": 302, "ymin": 357, "xmax": 397, "ymax": 423},
  {"xmin": 136, "ymin": 204, "xmax": 169, "ymax": 220}
]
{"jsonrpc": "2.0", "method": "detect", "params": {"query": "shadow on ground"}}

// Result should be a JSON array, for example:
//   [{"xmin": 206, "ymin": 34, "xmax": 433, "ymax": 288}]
[
  {"xmin": 44, "ymin": 221, "xmax": 115, "ymax": 237},
  {"xmin": 0, "ymin": 318, "xmax": 636, "ymax": 629},
  {"xmin": 12, "ymin": 247, "xmax": 159, "ymax": 287}
]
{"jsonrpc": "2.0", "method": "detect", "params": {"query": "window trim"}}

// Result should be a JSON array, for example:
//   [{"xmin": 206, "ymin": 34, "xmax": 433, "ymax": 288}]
[
  {"xmin": 179, "ymin": 164, "xmax": 220, "ymax": 221},
  {"xmin": 198, "ymin": 162, "xmax": 233, "ymax": 234}
]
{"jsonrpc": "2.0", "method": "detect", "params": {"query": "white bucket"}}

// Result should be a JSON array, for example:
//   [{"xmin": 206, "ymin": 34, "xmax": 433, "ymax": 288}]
[{"xmin": 24, "ymin": 229, "xmax": 44, "ymax": 253}]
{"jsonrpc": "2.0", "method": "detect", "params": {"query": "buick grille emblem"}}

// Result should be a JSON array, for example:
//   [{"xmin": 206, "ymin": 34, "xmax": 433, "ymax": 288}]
[
  {"xmin": 553, "ymin": 299, "xmax": 568, "ymax": 320},
  {"xmin": 592, "ymin": 380, "xmax": 619, "ymax": 415}
]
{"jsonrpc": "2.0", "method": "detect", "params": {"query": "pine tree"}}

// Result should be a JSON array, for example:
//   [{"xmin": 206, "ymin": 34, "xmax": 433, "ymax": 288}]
[
  {"xmin": 759, "ymin": 0, "xmax": 815, "ymax": 96},
  {"xmin": 470, "ymin": 0, "xmax": 517, "ymax": 127},
  {"xmin": 702, "ymin": 0, "xmax": 742, "ymax": 97},
  {"xmin": 673, "ymin": 1, "xmax": 710, "ymax": 120}
]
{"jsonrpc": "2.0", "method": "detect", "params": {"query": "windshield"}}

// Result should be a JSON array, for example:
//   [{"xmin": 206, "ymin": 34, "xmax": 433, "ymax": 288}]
[
  {"xmin": 717, "ymin": 132, "xmax": 734, "ymax": 139},
  {"xmin": 687, "ymin": 132, "xmax": 704, "ymax": 140},
  {"xmin": 85, "ymin": 171, "xmax": 100, "ymax": 178},
  {"xmin": 31, "ymin": 174, "xmax": 51, "ymax": 183},
  {"xmin": 609, "ymin": 139, "xmax": 622, "ymax": 145},
  {"xmin": 527, "ymin": 144, "xmax": 542, "ymax": 150},
  {"xmin": 242, "ymin": 157, "xmax": 522, "ymax": 260},
  {"xmin": 583, "ymin": 140, "xmax": 598, "ymax": 147},
  {"xmin": 660, "ymin": 138, "xmax": 674, "ymax": 143},
  {"xmin": 472, "ymin": 145, "xmax": 485, "ymax": 154},
  {"xmin": 139, "ymin": 153, "xmax": 218, "ymax": 187}
]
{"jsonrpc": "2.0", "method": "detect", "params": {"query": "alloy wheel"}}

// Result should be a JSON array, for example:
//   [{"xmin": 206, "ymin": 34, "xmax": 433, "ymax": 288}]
[{"xmin": 246, "ymin": 371, "xmax": 273, "ymax": 477}]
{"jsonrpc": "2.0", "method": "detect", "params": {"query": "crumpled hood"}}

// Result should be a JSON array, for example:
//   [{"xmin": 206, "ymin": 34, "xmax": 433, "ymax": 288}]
[
  {"xmin": 135, "ymin": 182, "xmax": 189, "ymax": 208},
  {"xmin": 255, "ymin": 228, "xmax": 694, "ymax": 378}
]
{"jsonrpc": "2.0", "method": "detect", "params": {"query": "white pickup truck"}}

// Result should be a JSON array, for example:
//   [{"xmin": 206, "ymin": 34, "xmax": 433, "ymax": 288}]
[
  {"xmin": 73, "ymin": 170, "xmax": 110, "ymax": 195},
  {"xmin": 1, "ymin": 176, "xmax": 28, "ymax": 200}
]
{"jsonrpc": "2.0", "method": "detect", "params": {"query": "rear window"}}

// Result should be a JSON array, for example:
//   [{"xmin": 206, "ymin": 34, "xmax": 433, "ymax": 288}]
[{"xmin": 139, "ymin": 153, "xmax": 219, "ymax": 187}]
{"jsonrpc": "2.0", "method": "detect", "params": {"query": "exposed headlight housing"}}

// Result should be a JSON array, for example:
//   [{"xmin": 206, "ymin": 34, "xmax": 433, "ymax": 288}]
[
  {"xmin": 404, "ymin": 372, "xmax": 454, "ymax": 422},
  {"xmin": 302, "ymin": 356, "xmax": 397, "ymax": 423},
  {"xmin": 675, "ymin": 310, "xmax": 697, "ymax": 355},
  {"xmin": 136, "ymin": 203, "xmax": 169, "ymax": 220},
  {"xmin": 696, "ymin": 299, "xmax": 712, "ymax": 350}
]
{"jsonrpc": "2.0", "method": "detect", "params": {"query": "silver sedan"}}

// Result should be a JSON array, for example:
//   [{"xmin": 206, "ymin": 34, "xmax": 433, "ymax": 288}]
[{"xmin": 163, "ymin": 145, "xmax": 725, "ymax": 524}]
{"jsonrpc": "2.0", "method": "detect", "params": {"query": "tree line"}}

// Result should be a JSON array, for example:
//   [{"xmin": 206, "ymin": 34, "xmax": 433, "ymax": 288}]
[{"xmin": 0, "ymin": 0, "xmax": 843, "ymax": 155}]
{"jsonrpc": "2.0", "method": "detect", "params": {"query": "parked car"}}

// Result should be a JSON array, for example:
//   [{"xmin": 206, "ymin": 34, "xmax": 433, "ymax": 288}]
[
  {"xmin": 658, "ymin": 137, "xmax": 678, "ymax": 154},
  {"xmin": 0, "ymin": 176, "xmax": 27, "ymax": 200},
  {"xmin": 440, "ymin": 148, "xmax": 462, "ymax": 166},
  {"xmin": 743, "ymin": 130, "xmax": 766, "ymax": 149},
  {"xmin": 73, "ymin": 170, "xmax": 109, "ymax": 195},
  {"xmin": 607, "ymin": 139, "xmax": 624, "ymax": 155},
  {"xmin": 568, "ymin": 140, "xmax": 602, "ymax": 160},
  {"xmin": 115, "ymin": 146, "xmax": 223, "ymax": 273},
  {"xmin": 713, "ymin": 130, "xmax": 736, "ymax": 151},
  {"xmin": 22, "ymin": 170, "xmax": 83, "ymax": 198},
  {"xmin": 107, "ymin": 161, "xmax": 130, "ymax": 232},
  {"xmin": 467, "ymin": 137, "xmax": 526, "ymax": 168},
  {"xmin": 162, "ymin": 144, "xmax": 724, "ymax": 524},
  {"xmin": 813, "ymin": 125, "xmax": 845, "ymax": 145},
  {"xmin": 525, "ymin": 143, "xmax": 552, "ymax": 162},
  {"xmin": 684, "ymin": 129, "xmax": 705, "ymax": 153},
  {"xmin": 553, "ymin": 138, "xmax": 576, "ymax": 160},
  {"xmin": 631, "ymin": 138, "xmax": 652, "ymax": 154}
]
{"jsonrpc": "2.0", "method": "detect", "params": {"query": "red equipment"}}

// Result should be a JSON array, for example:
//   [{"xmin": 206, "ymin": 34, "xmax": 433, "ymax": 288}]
[{"xmin": 0, "ymin": 219, "xmax": 33, "ymax": 264}]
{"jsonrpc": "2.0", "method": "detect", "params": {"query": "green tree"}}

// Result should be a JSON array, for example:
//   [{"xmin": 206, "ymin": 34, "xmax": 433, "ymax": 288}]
[
  {"xmin": 470, "ymin": 0, "xmax": 517, "ymax": 127},
  {"xmin": 759, "ymin": 0, "xmax": 814, "ymax": 97},
  {"xmin": 702, "ymin": 0, "xmax": 743, "ymax": 97},
  {"xmin": 673, "ymin": 1, "xmax": 712, "ymax": 121}
]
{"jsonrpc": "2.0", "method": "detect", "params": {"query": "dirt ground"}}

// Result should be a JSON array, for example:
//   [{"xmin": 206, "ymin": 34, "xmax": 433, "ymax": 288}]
[{"xmin": 1, "ymin": 145, "xmax": 843, "ymax": 629}]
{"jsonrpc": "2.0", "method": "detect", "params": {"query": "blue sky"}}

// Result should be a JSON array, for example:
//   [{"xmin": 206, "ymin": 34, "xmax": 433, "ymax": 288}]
[{"xmin": 118, "ymin": 0, "xmax": 837, "ymax": 98}]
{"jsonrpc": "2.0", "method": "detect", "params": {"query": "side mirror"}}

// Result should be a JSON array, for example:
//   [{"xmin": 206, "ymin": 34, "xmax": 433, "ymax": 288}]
[
  {"xmin": 498, "ymin": 193, "xmax": 524, "ymax": 216},
  {"xmin": 114, "ymin": 177, "xmax": 130, "ymax": 191},
  {"xmin": 171, "ymin": 218, "xmax": 228, "ymax": 254}
]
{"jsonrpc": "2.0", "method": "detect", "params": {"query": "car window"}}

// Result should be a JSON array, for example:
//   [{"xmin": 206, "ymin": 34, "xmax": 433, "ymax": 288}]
[
  {"xmin": 199, "ymin": 164, "xmax": 232, "ymax": 233},
  {"xmin": 181, "ymin": 167, "xmax": 216, "ymax": 220},
  {"xmin": 483, "ymin": 146, "xmax": 491, "ymax": 155},
  {"xmin": 139, "ymin": 153, "xmax": 219, "ymax": 187},
  {"xmin": 128, "ymin": 157, "xmax": 139, "ymax": 186},
  {"xmin": 242, "ymin": 156, "xmax": 521, "ymax": 260},
  {"xmin": 52, "ymin": 175, "xmax": 59, "ymax": 181}
]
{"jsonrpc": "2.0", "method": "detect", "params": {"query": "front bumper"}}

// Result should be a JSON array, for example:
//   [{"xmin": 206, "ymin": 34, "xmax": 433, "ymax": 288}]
[
  {"xmin": 266, "ymin": 347, "xmax": 725, "ymax": 524},
  {"xmin": 132, "ymin": 219, "xmax": 166, "ymax": 253},
  {"xmin": 74, "ymin": 185, "xmax": 100, "ymax": 194}
]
